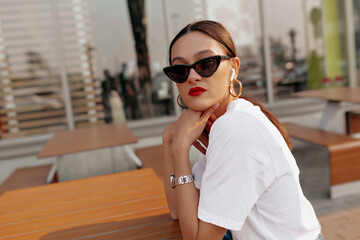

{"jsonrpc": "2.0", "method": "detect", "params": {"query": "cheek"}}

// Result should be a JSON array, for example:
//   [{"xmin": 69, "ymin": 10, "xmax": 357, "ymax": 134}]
[
  {"xmin": 209, "ymin": 77, "xmax": 229, "ymax": 95},
  {"xmin": 176, "ymin": 83, "xmax": 188, "ymax": 100}
]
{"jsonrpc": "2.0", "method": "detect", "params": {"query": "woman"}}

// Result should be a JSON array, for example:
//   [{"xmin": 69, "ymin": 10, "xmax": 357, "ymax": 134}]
[{"xmin": 162, "ymin": 20, "xmax": 322, "ymax": 240}]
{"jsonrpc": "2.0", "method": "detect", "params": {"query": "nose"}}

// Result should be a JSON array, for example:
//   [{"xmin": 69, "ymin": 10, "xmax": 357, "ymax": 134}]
[{"xmin": 187, "ymin": 68, "xmax": 201, "ymax": 83}]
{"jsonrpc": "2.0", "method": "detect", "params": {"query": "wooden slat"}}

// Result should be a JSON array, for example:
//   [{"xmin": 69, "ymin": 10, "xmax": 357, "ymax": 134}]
[
  {"xmin": 0, "ymin": 94, "xmax": 61, "ymax": 106},
  {"xmin": 71, "ymin": 90, "xmax": 100, "ymax": 98},
  {"xmin": 72, "ymin": 97, "xmax": 101, "ymax": 106},
  {"xmin": 2, "ymin": 117, "xmax": 66, "ymax": 130},
  {"xmin": 70, "ymin": 82, "xmax": 98, "ymax": 90},
  {"xmin": 282, "ymin": 122, "xmax": 359, "ymax": 147},
  {"xmin": 0, "ymin": 102, "xmax": 64, "ymax": 114},
  {"xmin": 3, "ymin": 109, "xmax": 66, "ymax": 121},
  {"xmin": 7, "ymin": 54, "xmax": 57, "ymax": 65},
  {"xmin": 72, "ymin": 105, "xmax": 103, "ymax": 114},
  {"xmin": 0, "ymin": 72, "xmax": 59, "ymax": 81},
  {"xmin": 5, "ymin": 45, "xmax": 56, "ymax": 55},
  {"xmin": 0, "ymin": 79, "xmax": 61, "ymax": 89},
  {"xmin": 2, "ymin": 125, "xmax": 67, "ymax": 139},
  {"xmin": 0, "ymin": 3, "xmax": 50, "ymax": 12},
  {"xmin": 73, "ymin": 112, "xmax": 104, "ymax": 122},
  {"xmin": 0, "ymin": 12, "xmax": 51, "ymax": 22},
  {"xmin": 4, "ymin": 36, "xmax": 56, "ymax": 47}
]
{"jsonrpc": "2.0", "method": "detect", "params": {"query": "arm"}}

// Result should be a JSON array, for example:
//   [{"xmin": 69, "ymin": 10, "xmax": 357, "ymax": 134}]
[
  {"xmin": 169, "ymin": 105, "xmax": 226, "ymax": 240},
  {"xmin": 162, "ymin": 113, "xmax": 217, "ymax": 220},
  {"xmin": 162, "ymin": 123, "xmax": 178, "ymax": 219}
]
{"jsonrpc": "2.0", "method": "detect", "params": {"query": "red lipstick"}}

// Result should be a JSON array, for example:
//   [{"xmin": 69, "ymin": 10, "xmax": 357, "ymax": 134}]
[{"xmin": 188, "ymin": 87, "xmax": 206, "ymax": 96}]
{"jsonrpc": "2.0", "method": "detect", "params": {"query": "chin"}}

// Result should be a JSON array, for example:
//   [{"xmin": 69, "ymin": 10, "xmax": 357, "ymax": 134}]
[{"xmin": 187, "ymin": 101, "xmax": 212, "ymax": 112}]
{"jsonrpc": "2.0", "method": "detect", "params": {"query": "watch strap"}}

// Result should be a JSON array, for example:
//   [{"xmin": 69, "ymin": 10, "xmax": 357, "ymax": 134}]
[{"xmin": 170, "ymin": 173, "xmax": 195, "ymax": 188}]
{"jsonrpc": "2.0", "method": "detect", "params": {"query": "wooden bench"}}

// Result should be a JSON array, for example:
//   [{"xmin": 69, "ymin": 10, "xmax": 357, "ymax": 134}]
[
  {"xmin": 345, "ymin": 109, "xmax": 360, "ymax": 134},
  {"xmin": 135, "ymin": 145, "xmax": 164, "ymax": 180},
  {"xmin": 0, "ymin": 164, "xmax": 56, "ymax": 196},
  {"xmin": 283, "ymin": 122, "xmax": 360, "ymax": 198}
]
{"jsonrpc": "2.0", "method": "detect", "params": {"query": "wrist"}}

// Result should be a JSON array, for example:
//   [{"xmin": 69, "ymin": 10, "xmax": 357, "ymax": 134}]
[{"xmin": 171, "ymin": 138, "xmax": 191, "ymax": 154}]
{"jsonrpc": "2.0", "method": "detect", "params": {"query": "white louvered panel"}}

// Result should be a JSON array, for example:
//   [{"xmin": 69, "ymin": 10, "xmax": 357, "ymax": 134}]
[{"xmin": 0, "ymin": 0, "xmax": 99, "ymax": 138}]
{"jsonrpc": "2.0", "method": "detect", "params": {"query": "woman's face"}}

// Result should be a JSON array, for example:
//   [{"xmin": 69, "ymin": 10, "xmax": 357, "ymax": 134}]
[{"xmin": 170, "ymin": 31, "xmax": 238, "ymax": 112}]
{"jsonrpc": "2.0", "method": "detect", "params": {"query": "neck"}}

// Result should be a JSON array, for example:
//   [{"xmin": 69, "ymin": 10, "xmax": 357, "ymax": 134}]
[{"xmin": 213, "ymin": 95, "xmax": 236, "ymax": 118}]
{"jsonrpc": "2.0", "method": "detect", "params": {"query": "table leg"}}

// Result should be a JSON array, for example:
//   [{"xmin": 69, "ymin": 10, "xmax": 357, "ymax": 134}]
[
  {"xmin": 123, "ymin": 145, "xmax": 143, "ymax": 168},
  {"xmin": 318, "ymin": 101, "xmax": 340, "ymax": 130},
  {"xmin": 47, "ymin": 156, "xmax": 60, "ymax": 183}
]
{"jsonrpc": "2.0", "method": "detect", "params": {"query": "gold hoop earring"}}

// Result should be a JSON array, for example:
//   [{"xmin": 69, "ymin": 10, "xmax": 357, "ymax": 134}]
[
  {"xmin": 177, "ymin": 95, "xmax": 188, "ymax": 108},
  {"xmin": 229, "ymin": 79, "xmax": 242, "ymax": 98}
]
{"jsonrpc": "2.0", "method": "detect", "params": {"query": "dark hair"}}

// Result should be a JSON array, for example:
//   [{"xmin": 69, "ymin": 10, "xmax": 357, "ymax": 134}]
[
  {"xmin": 168, "ymin": 20, "xmax": 292, "ymax": 150},
  {"xmin": 169, "ymin": 20, "xmax": 236, "ymax": 64}
]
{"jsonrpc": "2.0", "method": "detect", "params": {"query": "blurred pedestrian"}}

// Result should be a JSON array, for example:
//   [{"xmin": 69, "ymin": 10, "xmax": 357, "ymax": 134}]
[{"xmin": 118, "ymin": 63, "xmax": 140, "ymax": 119}]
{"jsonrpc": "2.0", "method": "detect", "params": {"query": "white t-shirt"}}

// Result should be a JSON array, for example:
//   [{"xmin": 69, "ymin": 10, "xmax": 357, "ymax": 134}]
[{"xmin": 192, "ymin": 99, "xmax": 321, "ymax": 240}]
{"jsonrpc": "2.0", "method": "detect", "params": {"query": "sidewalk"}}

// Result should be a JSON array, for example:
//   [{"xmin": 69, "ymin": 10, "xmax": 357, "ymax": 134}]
[{"xmin": 319, "ymin": 206, "xmax": 360, "ymax": 239}]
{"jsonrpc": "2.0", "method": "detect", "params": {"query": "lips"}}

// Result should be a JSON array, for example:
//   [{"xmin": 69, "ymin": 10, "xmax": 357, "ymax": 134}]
[{"xmin": 188, "ymin": 87, "xmax": 206, "ymax": 96}]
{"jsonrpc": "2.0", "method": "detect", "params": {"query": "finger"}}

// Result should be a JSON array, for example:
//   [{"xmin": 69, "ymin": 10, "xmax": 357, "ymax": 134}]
[
  {"xmin": 205, "ymin": 120, "xmax": 212, "ymax": 133},
  {"xmin": 201, "ymin": 104, "xmax": 218, "ymax": 121},
  {"xmin": 192, "ymin": 140, "xmax": 206, "ymax": 155},
  {"xmin": 208, "ymin": 112, "xmax": 217, "ymax": 124}
]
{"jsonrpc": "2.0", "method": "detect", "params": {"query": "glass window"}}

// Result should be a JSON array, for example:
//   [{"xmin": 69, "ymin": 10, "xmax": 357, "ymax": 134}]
[
  {"xmin": 87, "ymin": 0, "xmax": 175, "ymax": 123},
  {"xmin": 353, "ymin": 0, "xmax": 360, "ymax": 86},
  {"xmin": 265, "ymin": 0, "xmax": 307, "ymax": 100},
  {"xmin": 206, "ymin": 0, "xmax": 266, "ymax": 102}
]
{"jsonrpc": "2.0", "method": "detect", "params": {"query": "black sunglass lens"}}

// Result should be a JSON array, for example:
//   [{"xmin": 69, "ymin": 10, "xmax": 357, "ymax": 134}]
[
  {"xmin": 167, "ymin": 65, "xmax": 189, "ymax": 82},
  {"xmin": 195, "ymin": 57, "xmax": 218, "ymax": 76}
]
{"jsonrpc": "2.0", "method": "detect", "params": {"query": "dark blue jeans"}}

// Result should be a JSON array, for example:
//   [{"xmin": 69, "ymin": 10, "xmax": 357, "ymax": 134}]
[
  {"xmin": 222, "ymin": 230, "xmax": 233, "ymax": 240},
  {"xmin": 222, "ymin": 231, "xmax": 323, "ymax": 239}
]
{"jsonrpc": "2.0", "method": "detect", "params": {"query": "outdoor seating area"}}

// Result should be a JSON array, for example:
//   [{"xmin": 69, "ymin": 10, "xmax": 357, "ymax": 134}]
[
  {"xmin": 1, "ymin": 87, "xmax": 360, "ymax": 238},
  {"xmin": 1, "ymin": 131, "xmax": 360, "ymax": 239},
  {"xmin": 1, "ymin": 0, "xmax": 360, "ymax": 239},
  {"xmin": 282, "ymin": 87, "xmax": 360, "ymax": 198}
]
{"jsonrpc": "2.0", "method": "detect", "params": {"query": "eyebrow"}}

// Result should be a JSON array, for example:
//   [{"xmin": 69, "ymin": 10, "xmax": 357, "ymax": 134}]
[{"xmin": 171, "ymin": 49, "xmax": 217, "ymax": 64}]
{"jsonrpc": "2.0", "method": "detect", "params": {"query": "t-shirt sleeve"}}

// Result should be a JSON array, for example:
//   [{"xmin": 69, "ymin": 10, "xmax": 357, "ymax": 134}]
[
  {"xmin": 197, "ymin": 114, "xmax": 278, "ymax": 231},
  {"xmin": 192, "ymin": 153, "xmax": 206, "ymax": 189}
]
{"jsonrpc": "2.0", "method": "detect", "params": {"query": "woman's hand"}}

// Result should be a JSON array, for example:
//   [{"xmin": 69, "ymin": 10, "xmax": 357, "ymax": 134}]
[
  {"xmin": 162, "ymin": 122, "xmax": 177, "ymax": 144},
  {"xmin": 172, "ymin": 103, "xmax": 219, "ymax": 154}
]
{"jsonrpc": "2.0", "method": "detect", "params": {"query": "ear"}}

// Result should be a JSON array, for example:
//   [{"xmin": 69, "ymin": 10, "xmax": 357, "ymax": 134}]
[{"xmin": 231, "ymin": 57, "xmax": 241, "ymax": 78}]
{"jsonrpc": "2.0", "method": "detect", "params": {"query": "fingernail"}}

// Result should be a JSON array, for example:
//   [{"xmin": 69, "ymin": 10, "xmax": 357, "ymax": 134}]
[{"xmin": 211, "ymin": 103, "xmax": 220, "ymax": 109}]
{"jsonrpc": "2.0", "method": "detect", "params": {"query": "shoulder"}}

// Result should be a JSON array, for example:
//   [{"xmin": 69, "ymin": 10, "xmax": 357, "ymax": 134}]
[{"xmin": 211, "ymin": 99, "xmax": 266, "ymax": 139}]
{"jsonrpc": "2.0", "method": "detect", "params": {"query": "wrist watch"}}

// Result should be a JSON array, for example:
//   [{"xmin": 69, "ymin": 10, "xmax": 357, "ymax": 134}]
[{"xmin": 170, "ymin": 173, "xmax": 195, "ymax": 188}]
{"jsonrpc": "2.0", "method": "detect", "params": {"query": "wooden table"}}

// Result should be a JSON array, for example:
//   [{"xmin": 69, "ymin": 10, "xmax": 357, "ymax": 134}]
[
  {"xmin": 292, "ymin": 86, "xmax": 360, "ymax": 130},
  {"xmin": 38, "ymin": 123, "xmax": 141, "ymax": 183},
  {"xmin": 0, "ymin": 168, "xmax": 182, "ymax": 239}
]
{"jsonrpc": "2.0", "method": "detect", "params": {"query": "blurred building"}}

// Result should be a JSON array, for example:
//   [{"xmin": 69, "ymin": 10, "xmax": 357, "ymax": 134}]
[
  {"xmin": 0, "ymin": 0, "xmax": 359, "ymax": 158},
  {"xmin": 0, "ymin": 0, "xmax": 101, "ymax": 140}
]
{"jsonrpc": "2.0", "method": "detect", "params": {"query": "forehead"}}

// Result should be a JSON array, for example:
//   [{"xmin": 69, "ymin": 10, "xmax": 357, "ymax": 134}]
[{"xmin": 171, "ymin": 31, "xmax": 226, "ymax": 63}]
